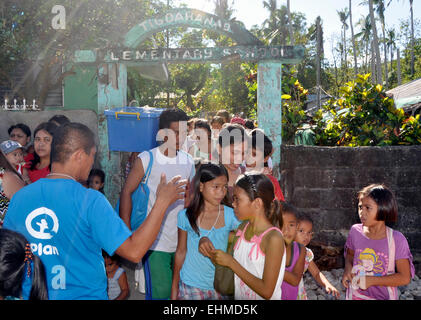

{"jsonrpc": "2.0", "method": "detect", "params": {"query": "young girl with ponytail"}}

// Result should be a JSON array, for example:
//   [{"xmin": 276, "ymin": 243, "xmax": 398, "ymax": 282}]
[
  {"xmin": 210, "ymin": 172, "xmax": 286, "ymax": 300},
  {"xmin": 0, "ymin": 228, "xmax": 48, "ymax": 300}
]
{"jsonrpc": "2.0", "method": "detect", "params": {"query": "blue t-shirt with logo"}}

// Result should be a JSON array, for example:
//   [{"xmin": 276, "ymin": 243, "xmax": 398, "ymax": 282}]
[
  {"xmin": 177, "ymin": 205, "xmax": 240, "ymax": 290},
  {"xmin": 3, "ymin": 178, "xmax": 132, "ymax": 300}
]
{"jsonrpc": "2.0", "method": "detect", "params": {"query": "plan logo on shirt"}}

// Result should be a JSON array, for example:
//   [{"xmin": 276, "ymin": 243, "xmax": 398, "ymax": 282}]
[{"xmin": 25, "ymin": 207, "xmax": 59, "ymax": 240}]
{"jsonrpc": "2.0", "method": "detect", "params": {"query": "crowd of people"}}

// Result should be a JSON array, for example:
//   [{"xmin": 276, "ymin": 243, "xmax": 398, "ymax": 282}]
[{"xmin": 0, "ymin": 108, "xmax": 416, "ymax": 301}]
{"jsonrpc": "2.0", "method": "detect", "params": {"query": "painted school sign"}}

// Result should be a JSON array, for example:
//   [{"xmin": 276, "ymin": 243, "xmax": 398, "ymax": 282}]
[
  {"xmin": 74, "ymin": 8, "xmax": 304, "ymax": 65},
  {"xmin": 99, "ymin": 45, "xmax": 303, "ymax": 64}
]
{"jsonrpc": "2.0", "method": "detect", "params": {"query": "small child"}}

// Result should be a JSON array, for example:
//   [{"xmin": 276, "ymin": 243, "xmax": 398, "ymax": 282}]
[
  {"xmin": 88, "ymin": 168, "xmax": 105, "ymax": 194},
  {"xmin": 188, "ymin": 119, "xmax": 213, "ymax": 162},
  {"xmin": 280, "ymin": 202, "xmax": 306, "ymax": 300},
  {"xmin": 210, "ymin": 116, "xmax": 225, "ymax": 142},
  {"xmin": 0, "ymin": 140, "xmax": 30, "ymax": 184},
  {"xmin": 342, "ymin": 184, "xmax": 415, "ymax": 300},
  {"xmin": 210, "ymin": 172, "xmax": 286, "ymax": 300},
  {"xmin": 245, "ymin": 129, "xmax": 284, "ymax": 201},
  {"xmin": 103, "ymin": 252, "xmax": 129, "ymax": 300},
  {"xmin": 0, "ymin": 228, "xmax": 48, "ymax": 300},
  {"xmin": 295, "ymin": 213, "xmax": 340, "ymax": 300}
]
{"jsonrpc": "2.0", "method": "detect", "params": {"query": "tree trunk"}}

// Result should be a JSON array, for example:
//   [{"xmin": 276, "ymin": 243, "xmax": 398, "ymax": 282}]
[
  {"xmin": 382, "ymin": 25, "xmax": 389, "ymax": 88},
  {"xmin": 287, "ymin": 0, "xmax": 294, "ymax": 45},
  {"xmin": 390, "ymin": 46, "xmax": 394, "ymax": 77},
  {"xmin": 410, "ymin": 0, "xmax": 415, "ymax": 77},
  {"xmin": 316, "ymin": 16, "xmax": 321, "ymax": 109},
  {"xmin": 368, "ymin": 0, "xmax": 382, "ymax": 84},
  {"xmin": 397, "ymin": 48, "xmax": 402, "ymax": 85},
  {"xmin": 371, "ymin": 40, "xmax": 376, "ymax": 85},
  {"xmin": 349, "ymin": 0, "xmax": 358, "ymax": 76}
]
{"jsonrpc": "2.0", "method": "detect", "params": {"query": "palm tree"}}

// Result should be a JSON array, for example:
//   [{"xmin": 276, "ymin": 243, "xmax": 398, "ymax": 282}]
[
  {"xmin": 356, "ymin": 15, "xmax": 372, "ymax": 73},
  {"xmin": 263, "ymin": 0, "xmax": 278, "ymax": 31},
  {"xmin": 374, "ymin": 0, "xmax": 390, "ymax": 87},
  {"xmin": 262, "ymin": 4, "xmax": 290, "ymax": 46},
  {"xmin": 337, "ymin": 8, "xmax": 349, "ymax": 77},
  {"xmin": 394, "ymin": 0, "xmax": 415, "ymax": 77},
  {"xmin": 349, "ymin": 0, "xmax": 359, "ymax": 76},
  {"xmin": 287, "ymin": 0, "xmax": 294, "ymax": 45},
  {"xmin": 409, "ymin": 0, "xmax": 415, "ymax": 77},
  {"xmin": 368, "ymin": 0, "xmax": 382, "ymax": 84},
  {"xmin": 386, "ymin": 28, "xmax": 397, "ymax": 75}
]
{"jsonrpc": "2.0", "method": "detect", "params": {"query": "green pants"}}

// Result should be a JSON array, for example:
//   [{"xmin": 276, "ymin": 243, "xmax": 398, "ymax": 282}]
[{"xmin": 142, "ymin": 250, "xmax": 175, "ymax": 300}]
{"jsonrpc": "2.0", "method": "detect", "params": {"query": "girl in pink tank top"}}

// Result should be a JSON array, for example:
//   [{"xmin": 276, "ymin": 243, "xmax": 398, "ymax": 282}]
[{"xmin": 210, "ymin": 173, "xmax": 286, "ymax": 300}]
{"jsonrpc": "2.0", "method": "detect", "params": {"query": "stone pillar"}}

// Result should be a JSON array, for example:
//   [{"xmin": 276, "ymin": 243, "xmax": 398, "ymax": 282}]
[
  {"xmin": 97, "ymin": 63, "xmax": 127, "ymax": 206},
  {"xmin": 257, "ymin": 61, "xmax": 283, "ymax": 179}
]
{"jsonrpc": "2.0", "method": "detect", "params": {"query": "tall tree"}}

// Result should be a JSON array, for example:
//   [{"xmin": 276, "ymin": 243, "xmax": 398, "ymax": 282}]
[
  {"xmin": 374, "ymin": 0, "xmax": 390, "ymax": 87},
  {"xmin": 287, "ymin": 0, "xmax": 294, "ymax": 45},
  {"xmin": 349, "ymin": 0, "xmax": 359, "ymax": 76},
  {"xmin": 356, "ymin": 15, "xmax": 372, "ymax": 73},
  {"xmin": 337, "ymin": 8, "xmax": 349, "ymax": 80},
  {"xmin": 396, "ymin": 0, "xmax": 415, "ymax": 77},
  {"xmin": 409, "ymin": 0, "xmax": 415, "ymax": 77},
  {"xmin": 315, "ymin": 16, "xmax": 323, "ymax": 108},
  {"xmin": 386, "ymin": 28, "xmax": 397, "ymax": 71},
  {"xmin": 368, "ymin": 0, "xmax": 383, "ymax": 84}
]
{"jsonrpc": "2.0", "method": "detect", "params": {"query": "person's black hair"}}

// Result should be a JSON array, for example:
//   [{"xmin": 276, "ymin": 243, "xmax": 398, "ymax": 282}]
[
  {"xmin": 280, "ymin": 201, "xmax": 299, "ymax": 219},
  {"xmin": 88, "ymin": 168, "xmax": 105, "ymax": 193},
  {"xmin": 297, "ymin": 212, "xmax": 314, "ymax": 226},
  {"xmin": 250, "ymin": 128, "xmax": 273, "ymax": 159},
  {"xmin": 158, "ymin": 108, "xmax": 189, "ymax": 130},
  {"xmin": 210, "ymin": 116, "xmax": 225, "ymax": 126},
  {"xmin": 51, "ymin": 122, "xmax": 96, "ymax": 164},
  {"xmin": 48, "ymin": 115, "xmax": 70, "ymax": 126},
  {"xmin": 215, "ymin": 110, "xmax": 231, "ymax": 123},
  {"xmin": 244, "ymin": 119, "xmax": 255, "ymax": 130},
  {"xmin": 30, "ymin": 122, "xmax": 58, "ymax": 171},
  {"xmin": 235, "ymin": 172, "xmax": 283, "ymax": 229},
  {"xmin": 102, "ymin": 250, "xmax": 120, "ymax": 262},
  {"xmin": 186, "ymin": 163, "xmax": 229, "ymax": 235},
  {"xmin": 194, "ymin": 119, "xmax": 211, "ymax": 139},
  {"xmin": 358, "ymin": 184, "xmax": 398, "ymax": 224},
  {"xmin": 0, "ymin": 229, "xmax": 48, "ymax": 300},
  {"xmin": 217, "ymin": 123, "xmax": 246, "ymax": 147},
  {"xmin": 8, "ymin": 123, "xmax": 31, "ymax": 138}
]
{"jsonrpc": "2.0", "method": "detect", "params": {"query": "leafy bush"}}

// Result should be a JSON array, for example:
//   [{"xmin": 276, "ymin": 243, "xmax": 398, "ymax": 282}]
[{"xmin": 314, "ymin": 74, "xmax": 421, "ymax": 146}]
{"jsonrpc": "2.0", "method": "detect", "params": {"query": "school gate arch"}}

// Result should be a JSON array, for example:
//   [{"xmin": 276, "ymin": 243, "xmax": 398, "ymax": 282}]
[{"xmin": 74, "ymin": 8, "xmax": 304, "ymax": 204}]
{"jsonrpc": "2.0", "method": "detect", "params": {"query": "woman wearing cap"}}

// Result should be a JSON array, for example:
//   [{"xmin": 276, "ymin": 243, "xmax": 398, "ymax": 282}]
[{"xmin": 0, "ymin": 149, "xmax": 25, "ymax": 227}]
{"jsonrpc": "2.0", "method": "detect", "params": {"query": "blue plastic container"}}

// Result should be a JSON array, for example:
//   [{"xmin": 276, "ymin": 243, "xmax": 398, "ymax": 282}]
[{"xmin": 104, "ymin": 106, "xmax": 163, "ymax": 152}]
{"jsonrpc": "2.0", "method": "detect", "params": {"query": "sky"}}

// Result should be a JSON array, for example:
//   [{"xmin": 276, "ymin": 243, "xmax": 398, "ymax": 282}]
[{"xmin": 174, "ymin": 0, "xmax": 421, "ymax": 62}]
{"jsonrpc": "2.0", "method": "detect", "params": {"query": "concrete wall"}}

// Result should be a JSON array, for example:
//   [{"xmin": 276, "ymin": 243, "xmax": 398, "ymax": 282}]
[{"xmin": 279, "ymin": 145, "xmax": 421, "ymax": 274}]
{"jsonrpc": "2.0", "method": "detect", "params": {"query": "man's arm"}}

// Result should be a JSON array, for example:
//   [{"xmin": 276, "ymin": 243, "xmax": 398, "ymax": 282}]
[{"xmin": 116, "ymin": 174, "xmax": 187, "ymax": 263}]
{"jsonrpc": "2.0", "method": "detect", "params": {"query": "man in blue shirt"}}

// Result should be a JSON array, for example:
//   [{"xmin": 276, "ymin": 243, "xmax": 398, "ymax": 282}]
[{"xmin": 3, "ymin": 122, "xmax": 186, "ymax": 300}]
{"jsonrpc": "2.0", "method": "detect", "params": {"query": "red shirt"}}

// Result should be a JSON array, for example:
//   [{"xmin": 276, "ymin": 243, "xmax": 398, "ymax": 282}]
[
  {"xmin": 28, "ymin": 165, "xmax": 50, "ymax": 183},
  {"xmin": 23, "ymin": 152, "xmax": 34, "ymax": 169}
]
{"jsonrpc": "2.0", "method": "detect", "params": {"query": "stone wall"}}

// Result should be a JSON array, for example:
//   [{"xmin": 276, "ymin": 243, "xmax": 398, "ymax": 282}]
[{"xmin": 279, "ymin": 145, "xmax": 421, "ymax": 275}]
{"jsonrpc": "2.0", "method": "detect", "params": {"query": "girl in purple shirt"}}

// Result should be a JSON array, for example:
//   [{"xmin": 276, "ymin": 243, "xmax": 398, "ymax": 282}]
[
  {"xmin": 280, "ymin": 202, "xmax": 306, "ymax": 300},
  {"xmin": 342, "ymin": 184, "xmax": 415, "ymax": 300}
]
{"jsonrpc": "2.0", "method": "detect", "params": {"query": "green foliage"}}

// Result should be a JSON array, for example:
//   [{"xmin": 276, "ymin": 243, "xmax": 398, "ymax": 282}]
[
  {"xmin": 281, "ymin": 70, "xmax": 309, "ymax": 144},
  {"xmin": 314, "ymin": 73, "xmax": 421, "ymax": 146}
]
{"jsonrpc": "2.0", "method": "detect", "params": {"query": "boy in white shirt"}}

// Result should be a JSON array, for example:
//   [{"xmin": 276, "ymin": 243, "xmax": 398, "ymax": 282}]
[{"xmin": 119, "ymin": 108, "xmax": 195, "ymax": 300}]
